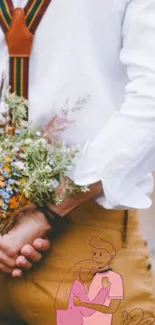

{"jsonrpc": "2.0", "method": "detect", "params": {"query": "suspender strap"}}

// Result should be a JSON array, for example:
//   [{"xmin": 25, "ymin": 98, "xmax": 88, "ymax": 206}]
[
  {"xmin": 0, "ymin": 0, "xmax": 51, "ymax": 103},
  {"xmin": 24, "ymin": 0, "xmax": 51, "ymax": 34},
  {"xmin": 10, "ymin": 57, "xmax": 29, "ymax": 99},
  {"xmin": 0, "ymin": 0, "xmax": 13, "ymax": 33}
]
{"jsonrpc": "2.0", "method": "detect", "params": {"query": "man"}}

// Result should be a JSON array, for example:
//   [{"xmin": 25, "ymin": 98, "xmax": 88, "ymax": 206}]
[
  {"xmin": 0, "ymin": 0, "xmax": 155, "ymax": 324},
  {"xmin": 74, "ymin": 236, "xmax": 124, "ymax": 325}
]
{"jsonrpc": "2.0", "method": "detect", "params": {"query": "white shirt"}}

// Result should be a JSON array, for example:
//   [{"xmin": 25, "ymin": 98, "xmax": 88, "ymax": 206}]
[{"xmin": 0, "ymin": 0, "xmax": 155, "ymax": 209}]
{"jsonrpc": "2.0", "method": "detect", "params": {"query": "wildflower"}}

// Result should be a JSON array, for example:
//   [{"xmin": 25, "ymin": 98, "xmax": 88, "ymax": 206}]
[
  {"xmin": 21, "ymin": 196, "xmax": 29, "ymax": 205},
  {"xmin": 44, "ymin": 165, "xmax": 52, "ymax": 173},
  {"xmin": 24, "ymin": 138, "xmax": 32, "ymax": 145},
  {"xmin": 9, "ymin": 196, "xmax": 18, "ymax": 209},
  {"xmin": 12, "ymin": 157, "xmax": 17, "ymax": 163},
  {"xmin": 15, "ymin": 129, "xmax": 21, "ymax": 135},
  {"xmin": 2, "ymin": 204, "xmax": 8, "ymax": 211},
  {"xmin": 3, "ymin": 192, "xmax": 10, "ymax": 199},
  {"xmin": 0, "ymin": 189, "xmax": 5, "ymax": 196},
  {"xmin": 8, "ymin": 179, "xmax": 14, "ymax": 185},
  {"xmin": 4, "ymin": 198, "xmax": 9, "ymax": 204},
  {"xmin": 3, "ymin": 166, "xmax": 11, "ymax": 174},
  {"xmin": 12, "ymin": 161, "xmax": 25, "ymax": 171},
  {"xmin": 1, "ymin": 170, "xmax": 9, "ymax": 178},
  {"xmin": 5, "ymin": 156, "xmax": 12, "ymax": 163},
  {"xmin": 20, "ymin": 179, "xmax": 26, "ymax": 185},
  {"xmin": 14, "ymin": 187, "xmax": 19, "ymax": 193},
  {"xmin": 0, "ymin": 181, "xmax": 5, "ymax": 188},
  {"xmin": 49, "ymin": 160, "xmax": 54, "ymax": 166},
  {"xmin": 51, "ymin": 179, "xmax": 59, "ymax": 189},
  {"xmin": 36, "ymin": 131, "xmax": 41, "ymax": 137}
]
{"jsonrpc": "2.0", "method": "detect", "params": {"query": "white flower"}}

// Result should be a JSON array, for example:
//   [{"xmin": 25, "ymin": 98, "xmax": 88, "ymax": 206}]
[
  {"xmin": 24, "ymin": 138, "xmax": 33, "ymax": 145},
  {"xmin": 44, "ymin": 165, "xmax": 52, "ymax": 173},
  {"xmin": 35, "ymin": 138, "xmax": 47, "ymax": 146},
  {"xmin": 49, "ymin": 160, "xmax": 54, "ymax": 166},
  {"xmin": 12, "ymin": 161, "xmax": 25, "ymax": 171},
  {"xmin": 49, "ymin": 179, "xmax": 59, "ymax": 189},
  {"xmin": 13, "ymin": 146, "xmax": 20, "ymax": 152},
  {"xmin": 36, "ymin": 131, "xmax": 41, "ymax": 137}
]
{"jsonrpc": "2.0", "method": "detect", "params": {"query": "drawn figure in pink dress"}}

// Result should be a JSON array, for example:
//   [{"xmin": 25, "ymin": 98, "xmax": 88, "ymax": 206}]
[{"xmin": 55, "ymin": 260, "xmax": 110, "ymax": 325}]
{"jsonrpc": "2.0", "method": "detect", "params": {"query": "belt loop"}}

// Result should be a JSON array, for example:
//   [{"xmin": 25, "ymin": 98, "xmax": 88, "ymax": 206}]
[{"xmin": 122, "ymin": 210, "xmax": 128, "ymax": 248}]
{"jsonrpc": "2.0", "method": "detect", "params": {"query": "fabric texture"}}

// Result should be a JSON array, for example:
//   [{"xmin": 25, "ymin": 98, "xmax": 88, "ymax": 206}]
[{"xmin": 0, "ymin": 202, "xmax": 154, "ymax": 325}]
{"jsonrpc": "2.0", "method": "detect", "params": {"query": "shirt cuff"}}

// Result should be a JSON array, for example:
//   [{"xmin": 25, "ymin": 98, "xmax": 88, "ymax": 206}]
[{"xmin": 69, "ymin": 166, "xmax": 153, "ymax": 210}]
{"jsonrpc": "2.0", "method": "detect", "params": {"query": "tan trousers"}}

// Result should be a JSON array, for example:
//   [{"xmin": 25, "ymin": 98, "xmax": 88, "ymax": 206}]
[{"xmin": 0, "ymin": 201, "xmax": 154, "ymax": 325}]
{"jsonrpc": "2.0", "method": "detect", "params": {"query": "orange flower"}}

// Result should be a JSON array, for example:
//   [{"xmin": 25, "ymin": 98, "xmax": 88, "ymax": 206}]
[
  {"xmin": 9, "ymin": 196, "xmax": 18, "ymax": 210},
  {"xmin": 21, "ymin": 197, "xmax": 30, "ymax": 206},
  {"xmin": 0, "ymin": 181, "xmax": 5, "ymax": 188},
  {"xmin": 5, "ymin": 211, "xmax": 11, "ymax": 218}
]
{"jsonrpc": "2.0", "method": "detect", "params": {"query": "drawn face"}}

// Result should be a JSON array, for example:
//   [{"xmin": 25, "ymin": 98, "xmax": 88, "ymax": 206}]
[{"xmin": 92, "ymin": 248, "xmax": 111, "ymax": 269}]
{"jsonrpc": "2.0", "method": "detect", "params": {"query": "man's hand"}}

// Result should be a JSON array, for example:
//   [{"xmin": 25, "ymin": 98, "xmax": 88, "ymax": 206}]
[
  {"xmin": 13, "ymin": 237, "xmax": 51, "ymax": 277},
  {"xmin": 74, "ymin": 297, "xmax": 82, "ymax": 306},
  {"xmin": 102, "ymin": 277, "xmax": 110, "ymax": 288},
  {"xmin": 48, "ymin": 180, "xmax": 103, "ymax": 217},
  {"xmin": 0, "ymin": 207, "xmax": 52, "ymax": 277}
]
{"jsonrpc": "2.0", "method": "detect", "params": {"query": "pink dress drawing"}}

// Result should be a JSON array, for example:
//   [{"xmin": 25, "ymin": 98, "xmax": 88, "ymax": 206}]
[{"xmin": 57, "ymin": 279, "xmax": 109, "ymax": 325}]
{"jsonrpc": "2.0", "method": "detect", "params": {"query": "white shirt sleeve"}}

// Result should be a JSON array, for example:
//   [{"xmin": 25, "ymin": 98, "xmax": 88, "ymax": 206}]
[{"xmin": 69, "ymin": 0, "xmax": 155, "ymax": 210}]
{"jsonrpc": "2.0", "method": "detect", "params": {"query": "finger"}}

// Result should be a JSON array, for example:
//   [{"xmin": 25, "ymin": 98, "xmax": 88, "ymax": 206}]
[
  {"xmin": 32, "ymin": 238, "xmax": 51, "ymax": 252},
  {"xmin": 21, "ymin": 244, "xmax": 42, "ymax": 263},
  {"xmin": 11, "ymin": 268, "xmax": 23, "ymax": 278},
  {"xmin": 0, "ymin": 252, "xmax": 16, "ymax": 268},
  {"xmin": 0, "ymin": 263, "xmax": 13, "ymax": 274},
  {"xmin": 15, "ymin": 256, "xmax": 32, "ymax": 270}
]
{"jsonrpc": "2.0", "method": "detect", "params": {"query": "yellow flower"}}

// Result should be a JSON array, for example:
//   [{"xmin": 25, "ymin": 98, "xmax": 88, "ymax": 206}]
[
  {"xmin": 5, "ymin": 156, "xmax": 12, "ymax": 163},
  {"xmin": 0, "ymin": 200, "xmax": 3, "ymax": 207},
  {"xmin": 3, "ymin": 166, "xmax": 11, "ymax": 174},
  {"xmin": 20, "ymin": 179, "xmax": 26, "ymax": 185}
]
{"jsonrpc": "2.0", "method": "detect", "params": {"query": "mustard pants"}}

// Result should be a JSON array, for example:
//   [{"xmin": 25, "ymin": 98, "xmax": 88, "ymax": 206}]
[{"xmin": 0, "ymin": 201, "xmax": 154, "ymax": 325}]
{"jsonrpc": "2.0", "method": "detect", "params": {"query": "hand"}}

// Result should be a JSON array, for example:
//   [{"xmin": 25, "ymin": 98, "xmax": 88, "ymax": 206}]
[
  {"xmin": 48, "ymin": 179, "xmax": 103, "ymax": 217},
  {"xmin": 0, "ymin": 206, "xmax": 51, "ymax": 277},
  {"xmin": 74, "ymin": 297, "xmax": 82, "ymax": 307},
  {"xmin": 13, "ymin": 237, "xmax": 51, "ymax": 277},
  {"xmin": 102, "ymin": 277, "xmax": 110, "ymax": 288}
]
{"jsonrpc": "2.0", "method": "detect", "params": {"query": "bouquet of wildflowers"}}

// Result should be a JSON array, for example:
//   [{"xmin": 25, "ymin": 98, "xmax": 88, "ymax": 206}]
[{"xmin": 0, "ymin": 90, "xmax": 87, "ymax": 235}]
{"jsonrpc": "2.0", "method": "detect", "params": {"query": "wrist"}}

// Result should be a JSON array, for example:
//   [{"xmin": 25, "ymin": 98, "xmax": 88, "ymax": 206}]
[
  {"xmin": 33, "ymin": 210, "xmax": 52, "ymax": 234},
  {"xmin": 9, "ymin": 209, "xmax": 52, "ymax": 241}
]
